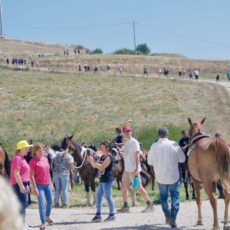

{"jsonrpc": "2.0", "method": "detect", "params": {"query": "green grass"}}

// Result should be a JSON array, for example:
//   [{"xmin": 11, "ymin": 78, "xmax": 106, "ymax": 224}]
[{"xmin": 0, "ymin": 68, "xmax": 229, "ymax": 155}]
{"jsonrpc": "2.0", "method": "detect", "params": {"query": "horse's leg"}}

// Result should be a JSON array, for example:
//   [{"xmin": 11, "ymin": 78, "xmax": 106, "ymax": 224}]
[
  {"xmin": 221, "ymin": 180, "xmax": 230, "ymax": 229},
  {"xmin": 203, "ymin": 182, "xmax": 220, "ymax": 230},
  {"xmin": 191, "ymin": 184, "xmax": 196, "ymax": 199},
  {"xmin": 184, "ymin": 181, "xmax": 189, "ymax": 200},
  {"xmin": 84, "ymin": 182, "xmax": 90, "ymax": 206},
  {"xmin": 90, "ymin": 178, "xmax": 96, "ymax": 206},
  {"xmin": 193, "ymin": 181, "xmax": 203, "ymax": 225},
  {"xmin": 117, "ymin": 177, "xmax": 121, "ymax": 190}
]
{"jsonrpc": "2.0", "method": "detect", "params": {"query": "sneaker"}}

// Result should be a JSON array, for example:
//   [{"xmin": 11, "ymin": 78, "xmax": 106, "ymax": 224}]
[
  {"xmin": 170, "ymin": 219, "xmax": 177, "ymax": 228},
  {"xmin": 54, "ymin": 203, "xmax": 59, "ymax": 208},
  {"xmin": 46, "ymin": 217, "xmax": 54, "ymax": 225},
  {"xmin": 92, "ymin": 215, "xmax": 102, "ymax": 222},
  {"xmin": 141, "ymin": 204, "xmax": 154, "ymax": 213},
  {"xmin": 62, "ymin": 204, "xmax": 69, "ymax": 209},
  {"xmin": 104, "ymin": 215, "xmax": 115, "ymax": 222},
  {"xmin": 117, "ymin": 206, "xmax": 130, "ymax": 213}
]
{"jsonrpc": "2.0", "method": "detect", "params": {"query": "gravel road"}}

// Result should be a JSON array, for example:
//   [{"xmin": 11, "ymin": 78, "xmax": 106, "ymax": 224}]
[{"xmin": 26, "ymin": 199, "xmax": 228, "ymax": 230}]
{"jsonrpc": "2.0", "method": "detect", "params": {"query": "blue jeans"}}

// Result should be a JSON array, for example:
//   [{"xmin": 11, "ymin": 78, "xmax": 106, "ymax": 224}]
[
  {"xmin": 13, "ymin": 182, "xmax": 29, "ymax": 221},
  {"xmin": 53, "ymin": 174, "xmax": 69, "ymax": 205},
  {"xmin": 36, "ymin": 184, "xmax": 53, "ymax": 224},
  {"xmin": 96, "ymin": 181, "xmax": 114, "ymax": 216},
  {"xmin": 158, "ymin": 180, "xmax": 180, "ymax": 221}
]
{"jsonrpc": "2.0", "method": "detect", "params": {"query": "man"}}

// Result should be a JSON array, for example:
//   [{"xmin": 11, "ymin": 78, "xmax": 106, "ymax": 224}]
[
  {"xmin": 148, "ymin": 128, "xmax": 185, "ymax": 228},
  {"xmin": 117, "ymin": 124, "xmax": 153, "ymax": 213},
  {"xmin": 114, "ymin": 127, "xmax": 124, "ymax": 149}
]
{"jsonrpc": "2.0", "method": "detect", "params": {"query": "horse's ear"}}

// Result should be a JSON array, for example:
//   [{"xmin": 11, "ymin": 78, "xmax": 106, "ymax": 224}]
[
  {"xmin": 69, "ymin": 135, "xmax": 74, "ymax": 140},
  {"xmin": 200, "ymin": 117, "xmax": 206, "ymax": 125},
  {"xmin": 188, "ymin": 117, "xmax": 192, "ymax": 125}
]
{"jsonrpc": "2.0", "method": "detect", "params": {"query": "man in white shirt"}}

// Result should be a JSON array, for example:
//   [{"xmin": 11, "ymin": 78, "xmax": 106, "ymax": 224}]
[
  {"xmin": 117, "ymin": 125, "xmax": 153, "ymax": 213},
  {"xmin": 148, "ymin": 127, "xmax": 185, "ymax": 228}
]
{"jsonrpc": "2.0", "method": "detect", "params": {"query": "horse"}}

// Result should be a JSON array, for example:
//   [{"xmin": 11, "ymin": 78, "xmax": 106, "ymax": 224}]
[
  {"xmin": 187, "ymin": 117, "xmax": 230, "ymax": 230},
  {"xmin": 61, "ymin": 136, "xmax": 97, "ymax": 206},
  {"xmin": 0, "ymin": 147, "xmax": 11, "ymax": 178}
]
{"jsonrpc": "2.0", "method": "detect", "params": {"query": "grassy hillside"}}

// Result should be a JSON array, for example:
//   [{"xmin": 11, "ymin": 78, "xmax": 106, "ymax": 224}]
[{"xmin": 0, "ymin": 67, "xmax": 229, "ymax": 154}]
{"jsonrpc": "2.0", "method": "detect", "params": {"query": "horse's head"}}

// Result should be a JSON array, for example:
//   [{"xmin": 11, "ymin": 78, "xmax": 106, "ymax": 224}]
[
  {"xmin": 61, "ymin": 135, "xmax": 74, "ymax": 151},
  {"xmin": 188, "ymin": 117, "xmax": 206, "ymax": 137}
]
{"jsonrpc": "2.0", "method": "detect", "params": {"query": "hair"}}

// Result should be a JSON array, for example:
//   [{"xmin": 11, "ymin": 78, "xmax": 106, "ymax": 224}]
[
  {"xmin": 100, "ymin": 141, "xmax": 110, "ymax": 151},
  {"xmin": 181, "ymin": 130, "xmax": 187, "ymax": 135},
  {"xmin": 32, "ymin": 143, "xmax": 43, "ymax": 156},
  {"xmin": 115, "ymin": 127, "xmax": 122, "ymax": 134},
  {"xmin": 0, "ymin": 177, "xmax": 23, "ymax": 229}
]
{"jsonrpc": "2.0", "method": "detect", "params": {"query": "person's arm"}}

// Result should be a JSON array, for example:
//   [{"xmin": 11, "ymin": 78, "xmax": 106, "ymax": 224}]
[
  {"xmin": 174, "ymin": 143, "xmax": 186, "ymax": 163},
  {"xmin": 89, "ymin": 156, "xmax": 111, "ymax": 171},
  {"xmin": 69, "ymin": 162, "xmax": 74, "ymax": 173},
  {"xmin": 14, "ymin": 169, "xmax": 28, "ymax": 193},
  {"xmin": 30, "ymin": 171, "xmax": 39, "ymax": 196}
]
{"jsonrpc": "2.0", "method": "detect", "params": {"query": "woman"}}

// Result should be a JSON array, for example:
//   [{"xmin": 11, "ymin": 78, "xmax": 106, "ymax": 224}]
[
  {"xmin": 88, "ymin": 141, "xmax": 115, "ymax": 222},
  {"xmin": 29, "ymin": 144, "xmax": 53, "ymax": 230},
  {"xmin": 10, "ymin": 140, "xmax": 32, "ymax": 223},
  {"xmin": 53, "ymin": 148, "xmax": 74, "ymax": 208}
]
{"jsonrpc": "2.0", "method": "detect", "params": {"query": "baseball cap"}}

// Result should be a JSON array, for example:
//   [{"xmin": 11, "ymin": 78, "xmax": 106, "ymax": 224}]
[
  {"xmin": 16, "ymin": 140, "xmax": 33, "ymax": 150},
  {"xmin": 122, "ymin": 125, "xmax": 132, "ymax": 132}
]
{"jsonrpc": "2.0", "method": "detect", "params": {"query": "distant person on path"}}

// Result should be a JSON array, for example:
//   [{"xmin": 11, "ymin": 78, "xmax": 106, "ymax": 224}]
[
  {"xmin": 53, "ymin": 149, "xmax": 74, "ymax": 208},
  {"xmin": 216, "ymin": 74, "xmax": 220, "ymax": 82},
  {"xmin": 117, "ymin": 124, "xmax": 153, "ymax": 213},
  {"xmin": 10, "ymin": 140, "xmax": 32, "ymax": 227},
  {"xmin": 88, "ymin": 141, "xmax": 115, "ymax": 222},
  {"xmin": 194, "ymin": 69, "xmax": 199, "ymax": 81},
  {"xmin": 148, "ymin": 128, "xmax": 185, "ymax": 228},
  {"xmin": 189, "ymin": 71, "xmax": 193, "ymax": 79},
  {"xmin": 227, "ymin": 72, "xmax": 230, "ymax": 81},
  {"xmin": 29, "ymin": 144, "xmax": 54, "ymax": 230},
  {"xmin": 143, "ymin": 65, "xmax": 148, "ymax": 76}
]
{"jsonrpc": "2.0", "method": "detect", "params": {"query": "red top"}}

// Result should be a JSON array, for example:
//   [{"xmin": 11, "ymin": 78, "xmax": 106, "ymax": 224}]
[
  {"xmin": 10, "ymin": 155, "xmax": 30, "ymax": 185},
  {"xmin": 29, "ymin": 157, "xmax": 51, "ymax": 185}
]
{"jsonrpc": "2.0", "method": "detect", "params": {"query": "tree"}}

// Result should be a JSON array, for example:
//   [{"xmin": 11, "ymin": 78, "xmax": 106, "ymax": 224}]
[
  {"xmin": 136, "ymin": 43, "xmax": 151, "ymax": 55},
  {"xmin": 113, "ymin": 48, "xmax": 136, "ymax": 55},
  {"xmin": 92, "ymin": 48, "xmax": 103, "ymax": 54}
]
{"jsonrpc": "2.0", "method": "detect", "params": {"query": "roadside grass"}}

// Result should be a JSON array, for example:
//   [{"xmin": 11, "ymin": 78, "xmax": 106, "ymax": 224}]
[{"xmin": 0, "ymin": 68, "xmax": 229, "ymax": 154}]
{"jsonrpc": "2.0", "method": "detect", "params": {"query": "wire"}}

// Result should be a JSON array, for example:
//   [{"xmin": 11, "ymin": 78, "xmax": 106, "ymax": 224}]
[{"xmin": 136, "ymin": 22, "xmax": 230, "ymax": 48}]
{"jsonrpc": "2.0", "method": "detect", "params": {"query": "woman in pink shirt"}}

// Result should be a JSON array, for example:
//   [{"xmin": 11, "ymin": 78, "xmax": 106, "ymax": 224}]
[
  {"xmin": 10, "ymin": 140, "xmax": 32, "ymax": 222},
  {"xmin": 29, "ymin": 144, "xmax": 53, "ymax": 230}
]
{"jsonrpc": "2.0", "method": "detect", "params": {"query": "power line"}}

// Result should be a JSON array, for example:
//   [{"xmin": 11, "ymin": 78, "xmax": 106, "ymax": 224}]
[{"xmin": 136, "ymin": 22, "xmax": 230, "ymax": 48}]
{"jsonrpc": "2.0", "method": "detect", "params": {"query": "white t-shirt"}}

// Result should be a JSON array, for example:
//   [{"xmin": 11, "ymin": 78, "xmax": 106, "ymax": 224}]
[
  {"xmin": 148, "ymin": 138, "xmax": 185, "ymax": 184},
  {"xmin": 123, "ymin": 137, "xmax": 141, "ymax": 172}
]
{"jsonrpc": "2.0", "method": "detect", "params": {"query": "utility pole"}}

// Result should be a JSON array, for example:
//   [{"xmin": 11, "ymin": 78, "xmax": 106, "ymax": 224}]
[
  {"xmin": 0, "ymin": 0, "xmax": 4, "ymax": 37},
  {"xmin": 133, "ymin": 21, "xmax": 137, "ymax": 53}
]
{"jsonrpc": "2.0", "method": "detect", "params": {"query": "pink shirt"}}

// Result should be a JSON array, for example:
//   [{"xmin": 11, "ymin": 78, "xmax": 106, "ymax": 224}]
[
  {"xmin": 10, "ymin": 155, "xmax": 30, "ymax": 185},
  {"xmin": 29, "ymin": 157, "xmax": 51, "ymax": 185}
]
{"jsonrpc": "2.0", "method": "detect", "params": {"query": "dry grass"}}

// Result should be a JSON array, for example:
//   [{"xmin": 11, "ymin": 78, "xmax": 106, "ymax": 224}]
[{"xmin": 0, "ymin": 67, "xmax": 229, "ymax": 154}]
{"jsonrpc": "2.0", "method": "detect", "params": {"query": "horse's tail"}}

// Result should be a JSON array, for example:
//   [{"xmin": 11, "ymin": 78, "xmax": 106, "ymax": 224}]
[{"xmin": 211, "ymin": 136, "xmax": 230, "ymax": 183}]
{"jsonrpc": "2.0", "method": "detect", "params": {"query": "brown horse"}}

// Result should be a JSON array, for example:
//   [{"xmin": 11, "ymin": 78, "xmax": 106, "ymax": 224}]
[{"xmin": 188, "ymin": 117, "xmax": 230, "ymax": 230}]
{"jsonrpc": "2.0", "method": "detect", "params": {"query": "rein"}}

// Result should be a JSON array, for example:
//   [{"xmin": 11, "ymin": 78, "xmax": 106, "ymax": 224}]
[{"xmin": 74, "ymin": 151, "xmax": 87, "ymax": 169}]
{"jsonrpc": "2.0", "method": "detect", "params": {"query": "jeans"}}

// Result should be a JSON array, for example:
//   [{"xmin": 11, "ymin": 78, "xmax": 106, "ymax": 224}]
[
  {"xmin": 36, "ymin": 184, "xmax": 53, "ymax": 224},
  {"xmin": 96, "ymin": 181, "xmax": 114, "ymax": 216},
  {"xmin": 12, "ymin": 182, "xmax": 29, "ymax": 221},
  {"xmin": 53, "ymin": 174, "xmax": 69, "ymax": 205},
  {"xmin": 158, "ymin": 180, "xmax": 180, "ymax": 221}
]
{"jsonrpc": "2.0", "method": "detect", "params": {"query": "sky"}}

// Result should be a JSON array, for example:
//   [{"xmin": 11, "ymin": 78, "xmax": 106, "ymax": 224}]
[{"xmin": 1, "ymin": 0, "xmax": 230, "ymax": 60}]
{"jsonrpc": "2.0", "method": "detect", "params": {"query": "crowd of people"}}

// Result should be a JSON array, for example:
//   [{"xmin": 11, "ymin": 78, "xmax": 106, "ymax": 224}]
[{"xmin": 0, "ymin": 124, "xmax": 229, "ymax": 230}]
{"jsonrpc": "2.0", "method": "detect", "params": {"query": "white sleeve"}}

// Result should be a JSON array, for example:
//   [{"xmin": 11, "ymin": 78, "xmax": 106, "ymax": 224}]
[
  {"xmin": 68, "ymin": 155, "xmax": 74, "ymax": 163},
  {"xmin": 173, "ymin": 143, "xmax": 185, "ymax": 163},
  {"xmin": 147, "ymin": 145, "xmax": 155, "ymax": 166}
]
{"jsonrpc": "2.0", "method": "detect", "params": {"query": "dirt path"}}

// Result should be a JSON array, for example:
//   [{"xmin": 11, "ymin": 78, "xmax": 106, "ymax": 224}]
[{"xmin": 26, "ymin": 199, "xmax": 228, "ymax": 230}]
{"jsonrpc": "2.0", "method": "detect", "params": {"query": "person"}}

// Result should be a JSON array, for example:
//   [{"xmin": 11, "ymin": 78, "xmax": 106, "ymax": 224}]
[
  {"xmin": 188, "ymin": 71, "xmax": 193, "ymax": 79},
  {"xmin": 143, "ymin": 65, "xmax": 148, "ymax": 76},
  {"xmin": 194, "ymin": 69, "xmax": 199, "ymax": 81},
  {"xmin": 0, "ymin": 176, "xmax": 24, "ymax": 230},
  {"xmin": 227, "ymin": 72, "xmax": 230, "ymax": 81},
  {"xmin": 88, "ymin": 141, "xmax": 115, "ymax": 222},
  {"xmin": 53, "ymin": 148, "xmax": 74, "ymax": 208},
  {"xmin": 117, "ymin": 125, "xmax": 153, "ymax": 213},
  {"xmin": 29, "ymin": 144, "xmax": 54, "ymax": 230},
  {"xmin": 0, "ymin": 146, "xmax": 7, "ymax": 177},
  {"xmin": 216, "ymin": 74, "xmax": 220, "ymax": 82},
  {"xmin": 178, "ymin": 131, "xmax": 195, "ymax": 200},
  {"xmin": 10, "ymin": 140, "xmax": 33, "ymax": 228},
  {"xmin": 148, "ymin": 128, "xmax": 185, "ymax": 228},
  {"xmin": 114, "ymin": 127, "xmax": 124, "ymax": 149}
]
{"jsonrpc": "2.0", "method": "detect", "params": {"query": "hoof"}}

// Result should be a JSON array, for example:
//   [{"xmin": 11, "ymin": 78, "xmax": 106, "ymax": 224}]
[
  {"xmin": 223, "ymin": 224, "xmax": 230, "ymax": 230},
  {"xmin": 212, "ymin": 225, "xmax": 220, "ymax": 230},
  {"xmin": 196, "ymin": 220, "xmax": 203, "ymax": 226}
]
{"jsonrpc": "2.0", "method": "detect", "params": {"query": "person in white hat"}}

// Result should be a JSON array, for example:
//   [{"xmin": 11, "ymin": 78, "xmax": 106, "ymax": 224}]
[{"xmin": 10, "ymin": 140, "xmax": 33, "ymax": 229}]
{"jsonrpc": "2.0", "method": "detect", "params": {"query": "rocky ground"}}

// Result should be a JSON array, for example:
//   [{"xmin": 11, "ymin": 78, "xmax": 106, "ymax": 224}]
[{"xmin": 26, "ymin": 199, "xmax": 228, "ymax": 230}]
